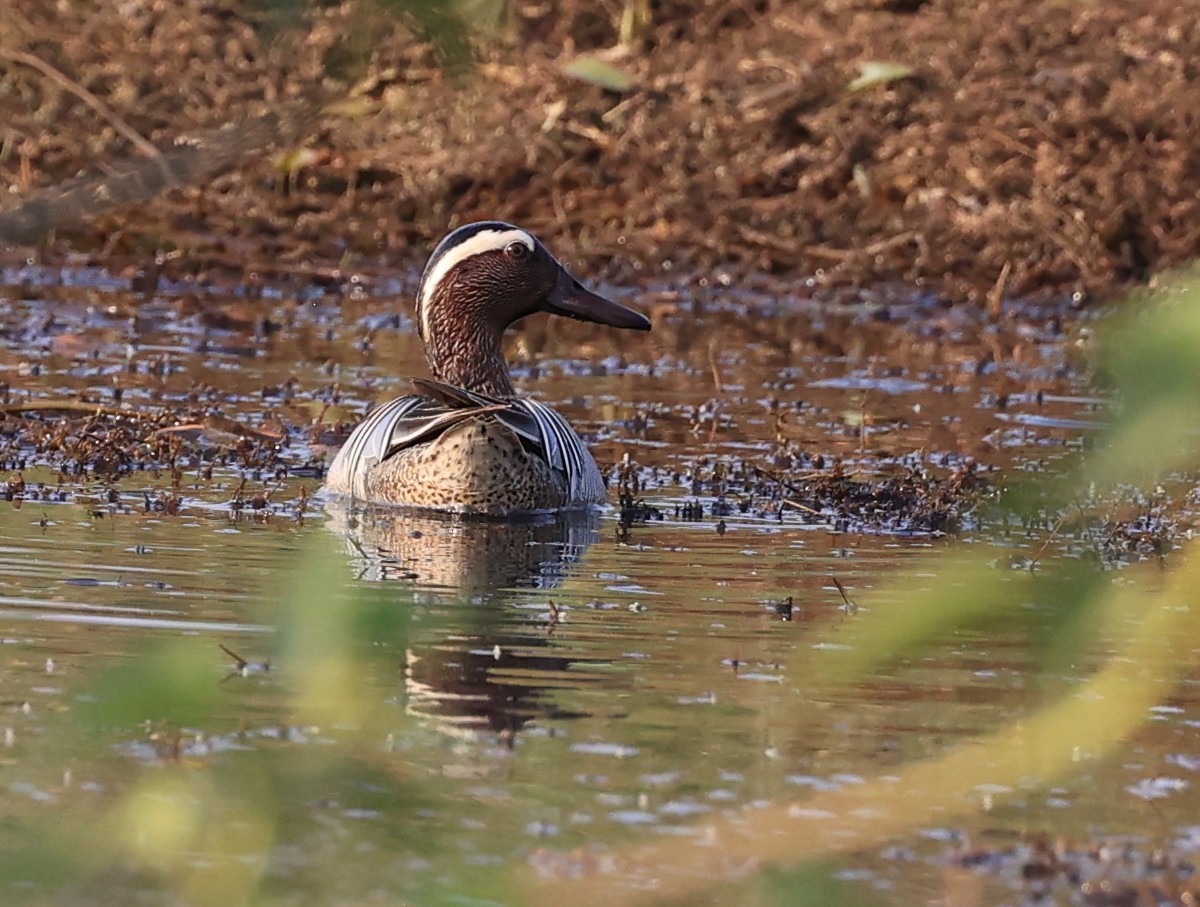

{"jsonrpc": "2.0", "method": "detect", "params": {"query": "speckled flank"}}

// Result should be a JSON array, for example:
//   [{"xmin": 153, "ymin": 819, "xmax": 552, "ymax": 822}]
[{"xmin": 361, "ymin": 416, "xmax": 588, "ymax": 515}]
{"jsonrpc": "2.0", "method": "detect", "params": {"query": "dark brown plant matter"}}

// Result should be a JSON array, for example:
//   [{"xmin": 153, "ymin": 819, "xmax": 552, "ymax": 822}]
[
  {"xmin": 951, "ymin": 832, "xmax": 1200, "ymax": 906},
  {"xmin": 0, "ymin": 394, "xmax": 993, "ymax": 534},
  {"xmin": 613, "ymin": 454, "xmax": 995, "ymax": 536},
  {"xmin": 2, "ymin": 0, "xmax": 1200, "ymax": 305}
]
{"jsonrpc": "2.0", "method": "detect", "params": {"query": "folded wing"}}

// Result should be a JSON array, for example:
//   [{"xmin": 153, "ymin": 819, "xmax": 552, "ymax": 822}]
[{"xmin": 327, "ymin": 379, "xmax": 594, "ymax": 501}]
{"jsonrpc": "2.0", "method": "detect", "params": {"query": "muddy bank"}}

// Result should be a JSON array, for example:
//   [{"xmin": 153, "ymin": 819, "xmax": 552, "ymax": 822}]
[{"xmin": 2, "ymin": 0, "xmax": 1199, "ymax": 304}]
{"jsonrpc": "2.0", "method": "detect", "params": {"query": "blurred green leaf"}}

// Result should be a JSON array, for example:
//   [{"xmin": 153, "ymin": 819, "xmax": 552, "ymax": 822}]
[
  {"xmin": 1090, "ymin": 270, "xmax": 1200, "ymax": 486},
  {"xmin": 562, "ymin": 56, "xmax": 635, "ymax": 92},
  {"xmin": 77, "ymin": 640, "xmax": 224, "ymax": 732},
  {"xmin": 618, "ymin": 0, "xmax": 652, "ymax": 46},
  {"xmin": 456, "ymin": 0, "xmax": 507, "ymax": 31},
  {"xmin": 755, "ymin": 860, "xmax": 886, "ymax": 907},
  {"xmin": 273, "ymin": 146, "xmax": 321, "ymax": 176},
  {"xmin": 378, "ymin": 0, "xmax": 475, "ymax": 71},
  {"xmin": 847, "ymin": 60, "xmax": 915, "ymax": 93},
  {"xmin": 799, "ymin": 552, "xmax": 1106, "ymax": 691}
]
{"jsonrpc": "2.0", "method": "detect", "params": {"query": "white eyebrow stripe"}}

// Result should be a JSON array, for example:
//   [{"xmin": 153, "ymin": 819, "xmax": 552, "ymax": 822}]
[{"xmin": 418, "ymin": 228, "xmax": 535, "ymax": 338}]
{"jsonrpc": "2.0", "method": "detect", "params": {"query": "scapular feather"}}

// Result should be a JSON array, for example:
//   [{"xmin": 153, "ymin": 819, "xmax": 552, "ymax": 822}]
[{"xmin": 329, "ymin": 380, "xmax": 593, "ymax": 500}]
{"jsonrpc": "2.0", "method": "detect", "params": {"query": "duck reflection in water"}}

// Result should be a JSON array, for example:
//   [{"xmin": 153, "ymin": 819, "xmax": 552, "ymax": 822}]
[{"xmin": 325, "ymin": 503, "xmax": 600, "ymax": 738}]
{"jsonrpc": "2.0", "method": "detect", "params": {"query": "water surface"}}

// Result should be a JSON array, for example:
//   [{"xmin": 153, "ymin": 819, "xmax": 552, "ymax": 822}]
[{"xmin": 0, "ymin": 266, "xmax": 1190, "ymax": 906}]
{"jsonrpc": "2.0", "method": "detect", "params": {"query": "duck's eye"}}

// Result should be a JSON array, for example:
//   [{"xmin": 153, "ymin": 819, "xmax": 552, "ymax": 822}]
[{"xmin": 505, "ymin": 241, "xmax": 528, "ymax": 259}]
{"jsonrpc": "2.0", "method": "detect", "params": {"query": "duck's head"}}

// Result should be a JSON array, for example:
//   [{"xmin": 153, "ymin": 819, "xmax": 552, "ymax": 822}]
[
  {"xmin": 416, "ymin": 222, "xmax": 651, "ymax": 343},
  {"xmin": 413, "ymin": 222, "xmax": 651, "ymax": 397}
]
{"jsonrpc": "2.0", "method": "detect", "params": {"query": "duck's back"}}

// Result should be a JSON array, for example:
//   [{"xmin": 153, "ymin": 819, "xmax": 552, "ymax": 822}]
[{"xmin": 325, "ymin": 393, "xmax": 606, "ymax": 515}]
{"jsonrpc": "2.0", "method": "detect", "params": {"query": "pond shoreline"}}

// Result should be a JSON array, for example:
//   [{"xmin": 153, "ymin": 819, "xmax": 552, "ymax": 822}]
[{"xmin": 3, "ymin": 0, "xmax": 1199, "ymax": 306}]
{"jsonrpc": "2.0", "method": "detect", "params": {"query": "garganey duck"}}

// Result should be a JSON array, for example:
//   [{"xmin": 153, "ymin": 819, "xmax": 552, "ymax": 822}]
[{"xmin": 324, "ymin": 222, "xmax": 651, "ymax": 514}]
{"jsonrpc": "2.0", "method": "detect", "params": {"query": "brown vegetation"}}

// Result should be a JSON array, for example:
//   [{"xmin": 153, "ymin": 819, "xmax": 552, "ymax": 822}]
[{"xmin": 2, "ymin": 0, "xmax": 1200, "ymax": 303}]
